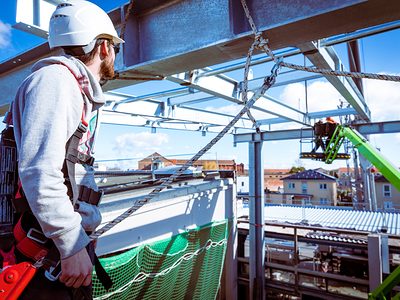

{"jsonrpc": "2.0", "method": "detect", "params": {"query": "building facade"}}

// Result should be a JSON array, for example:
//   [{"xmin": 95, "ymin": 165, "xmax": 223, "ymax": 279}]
[
  {"xmin": 374, "ymin": 175, "xmax": 400, "ymax": 210},
  {"xmin": 138, "ymin": 152, "xmax": 245, "ymax": 174},
  {"xmin": 282, "ymin": 169, "xmax": 338, "ymax": 206}
]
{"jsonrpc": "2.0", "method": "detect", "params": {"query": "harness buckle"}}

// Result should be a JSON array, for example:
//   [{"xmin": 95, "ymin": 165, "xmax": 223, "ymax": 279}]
[
  {"xmin": 77, "ymin": 122, "xmax": 88, "ymax": 133},
  {"xmin": 26, "ymin": 228, "xmax": 48, "ymax": 244}
]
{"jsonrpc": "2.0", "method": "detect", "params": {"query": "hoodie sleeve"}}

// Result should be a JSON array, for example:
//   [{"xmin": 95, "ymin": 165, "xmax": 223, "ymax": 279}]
[{"xmin": 13, "ymin": 64, "xmax": 90, "ymax": 259}]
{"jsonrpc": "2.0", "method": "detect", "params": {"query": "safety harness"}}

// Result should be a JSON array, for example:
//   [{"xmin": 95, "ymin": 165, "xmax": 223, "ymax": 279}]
[{"xmin": 0, "ymin": 63, "xmax": 111, "ymax": 299}]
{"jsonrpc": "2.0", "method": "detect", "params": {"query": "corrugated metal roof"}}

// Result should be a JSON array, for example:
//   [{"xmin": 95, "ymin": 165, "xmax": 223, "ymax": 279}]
[
  {"xmin": 240, "ymin": 204, "xmax": 400, "ymax": 235},
  {"xmin": 283, "ymin": 169, "xmax": 337, "ymax": 181}
]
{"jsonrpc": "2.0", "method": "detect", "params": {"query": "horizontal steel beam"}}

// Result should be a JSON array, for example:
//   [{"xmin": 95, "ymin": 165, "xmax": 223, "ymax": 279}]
[
  {"xmin": 102, "ymin": 92, "xmax": 256, "ymax": 130},
  {"xmin": 114, "ymin": 0, "xmax": 400, "ymax": 84},
  {"xmin": 2, "ymin": 0, "xmax": 400, "ymax": 109},
  {"xmin": 234, "ymin": 120, "xmax": 400, "ymax": 143},
  {"xmin": 167, "ymin": 72, "xmax": 309, "ymax": 125},
  {"xmin": 257, "ymin": 107, "xmax": 357, "ymax": 125},
  {"xmin": 354, "ymin": 121, "xmax": 400, "ymax": 135}
]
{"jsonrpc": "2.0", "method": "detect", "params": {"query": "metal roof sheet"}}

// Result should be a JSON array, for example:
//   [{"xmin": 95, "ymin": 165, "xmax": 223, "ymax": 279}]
[
  {"xmin": 240, "ymin": 204, "xmax": 400, "ymax": 235},
  {"xmin": 283, "ymin": 169, "xmax": 337, "ymax": 181}
]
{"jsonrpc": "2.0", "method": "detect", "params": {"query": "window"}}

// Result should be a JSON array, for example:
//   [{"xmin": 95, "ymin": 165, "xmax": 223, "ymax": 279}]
[
  {"xmin": 288, "ymin": 182, "xmax": 295, "ymax": 189},
  {"xmin": 319, "ymin": 183, "xmax": 327, "ymax": 190},
  {"xmin": 301, "ymin": 182, "xmax": 308, "ymax": 194},
  {"xmin": 320, "ymin": 198, "xmax": 328, "ymax": 205},
  {"xmin": 384, "ymin": 201, "xmax": 393, "ymax": 209},
  {"xmin": 303, "ymin": 198, "xmax": 312, "ymax": 205},
  {"xmin": 383, "ymin": 184, "xmax": 391, "ymax": 197}
]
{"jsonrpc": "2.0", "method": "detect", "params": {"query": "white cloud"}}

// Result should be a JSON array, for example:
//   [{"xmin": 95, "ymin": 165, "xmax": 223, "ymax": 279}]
[
  {"xmin": 112, "ymin": 131, "xmax": 169, "ymax": 169},
  {"xmin": 204, "ymin": 104, "xmax": 241, "ymax": 116},
  {"xmin": 0, "ymin": 21, "xmax": 11, "ymax": 49},
  {"xmin": 280, "ymin": 80, "xmax": 342, "ymax": 113},
  {"xmin": 364, "ymin": 77, "xmax": 400, "ymax": 121},
  {"xmin": 114, "ymin": 131, "xmax": 169, "ymax": 152}
]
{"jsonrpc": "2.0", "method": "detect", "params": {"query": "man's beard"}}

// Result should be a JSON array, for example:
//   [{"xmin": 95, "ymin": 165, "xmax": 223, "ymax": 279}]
[{"xmin": 100, "ymin": 56, "xmax": 115, "ymax": 83}]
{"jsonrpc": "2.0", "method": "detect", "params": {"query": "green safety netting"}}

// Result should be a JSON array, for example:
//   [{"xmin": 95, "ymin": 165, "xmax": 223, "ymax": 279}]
[{"xmin": 92, "ymin": 219, "xmax": 230, "ymax": 300}]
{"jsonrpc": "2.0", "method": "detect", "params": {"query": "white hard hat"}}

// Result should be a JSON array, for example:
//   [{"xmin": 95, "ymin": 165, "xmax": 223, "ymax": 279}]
[{"xmin": 48, "ymin": 0, "xmax": 124, "ymax": 51}]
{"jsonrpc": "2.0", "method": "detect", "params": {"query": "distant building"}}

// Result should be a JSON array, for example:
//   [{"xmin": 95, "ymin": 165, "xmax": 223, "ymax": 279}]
[
  {"xmin": 264, "ymin": 169, "xmax": 290, "ymax": 192},
  {"xmin": 237, "ymin": 176, "xmax": 249, "ymax": 194},
  {"xmin": 138, "ymin": 152, "xmax": 245, "ymax": 174},
  {"xmin": 374, "ymin": 175, "xmax": 400, "ymax": 210},
  {"xmin": 282, "ymin": 169, "xmax": 338, "ymax": 206}
]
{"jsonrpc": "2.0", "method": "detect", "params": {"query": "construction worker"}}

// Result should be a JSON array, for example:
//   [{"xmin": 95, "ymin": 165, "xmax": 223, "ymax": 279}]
[
  {"xmin": 325, "ymin": 117, "xmax": 338, "ymax": 148},
  {"xmin": 10, "ymin": 0, "xmax": 123, "ymax": 298},
  {"xmin": 311, "ymin": 120, "xmax": 326, "ymax": 152}
]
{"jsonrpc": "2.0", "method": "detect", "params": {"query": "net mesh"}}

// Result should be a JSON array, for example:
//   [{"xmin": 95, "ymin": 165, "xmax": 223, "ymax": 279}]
[{"xmin": 93, "ymin": 219, "xmax": 230, "ymax": 300}]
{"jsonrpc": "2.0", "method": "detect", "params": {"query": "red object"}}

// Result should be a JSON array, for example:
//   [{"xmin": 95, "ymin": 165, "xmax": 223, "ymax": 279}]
[
  {"xmin": 13, "ymin": 217, "xmax": 48, "ymax": 261},
  {"xmin": 0, "ymin": 246, "xmax": 16, "ymax": 267},
  {"xmin": 326, "ymin": 117, "xmax": 336, "ymax": 123},
  {"xmin": 0, "ymin": 262, "xmax": 37, "ymax": 300}
]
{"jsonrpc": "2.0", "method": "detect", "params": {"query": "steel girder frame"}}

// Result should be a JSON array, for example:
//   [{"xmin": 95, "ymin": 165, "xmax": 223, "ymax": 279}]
[
  {"xmin": 2, "ymin": 0, "xmax": 400, "ymax": 112},
  {"xmin": 233, "ymin": 121, "xmax": 400, "ymax": 143},
  {"xmin": 102, "ymin": 92, "xmax": 257, "ymax": 132},
  {"xmin": 297, "ymin": 42, "xmax": 371, "ymax": 121},
  {"xmin": 167, "ymin": 71, "xmax": 309, "ymax": 126}
]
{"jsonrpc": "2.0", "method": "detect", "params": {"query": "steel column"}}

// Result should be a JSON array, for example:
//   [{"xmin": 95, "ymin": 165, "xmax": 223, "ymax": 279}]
[
  {"xmin": 347, "ymin": 40, "xmax": 364, "ymax": 95},
  {"xmin": 248, "ymin": 139, "xmax": 265, "ymax": 299},
  {"xmin": 368, "ymin": 234, "xmax": 383, "ymax": 290}
]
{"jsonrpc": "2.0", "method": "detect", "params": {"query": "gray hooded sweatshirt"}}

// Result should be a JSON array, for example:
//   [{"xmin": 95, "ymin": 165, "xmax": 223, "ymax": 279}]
[{"xmin": 12, "ymin": 55, "xmax": 104, "ymax": 259}]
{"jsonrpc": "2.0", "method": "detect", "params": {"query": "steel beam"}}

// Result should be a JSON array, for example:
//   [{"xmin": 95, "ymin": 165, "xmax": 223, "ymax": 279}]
[
  {"xmin": 248, "ymin": 140, "xmax": 265, "ymax": 299},
  {"xmin": 114, "ymin": 0, "xmax": 400, "ymax": 85},
  {"xmin": 234, "ymin": 121, "xmax": 400, "ymax": 143},
  {"xmin": 102, "ymin": 92, "xmax": 256, "ymax": 130},
  {"xmin": 3, "ymin": 0, "xmax": 400, "ymax": 109},
  {"xmin": 167, "ymin": 72, "xmax": 308, "ymax": 125},
  {"xmin": 257, "ymin": 107, "xmax": 357, "ymax": 125},
  {"xmin": 297, "ymin": 42, "xmax": 371, "ymax": 120},
  {"xmin": 354, "ymin": 121, "xmax": 400, "ymax": 135}
]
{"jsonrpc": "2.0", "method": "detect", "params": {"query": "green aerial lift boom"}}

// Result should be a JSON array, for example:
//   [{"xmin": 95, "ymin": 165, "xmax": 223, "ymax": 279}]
[
  {"xmin": 320, "ymin": 124, "xmax": 400, "ymax": 299},
  {"xmin": 324, "ymin": 124, "xmax": 400, "ymax": 192}
]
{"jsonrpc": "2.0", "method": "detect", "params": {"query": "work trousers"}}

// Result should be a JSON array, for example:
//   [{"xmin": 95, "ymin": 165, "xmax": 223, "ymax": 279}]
[{"xmin": 17, "ymin": 242, "xmax": 95, "ymax": 300}]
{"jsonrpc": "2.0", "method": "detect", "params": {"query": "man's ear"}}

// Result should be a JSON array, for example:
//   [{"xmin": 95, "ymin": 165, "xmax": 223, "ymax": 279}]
[{"xmin": 99, "ymin": 41, "xmax": 110, "ymax": 59}]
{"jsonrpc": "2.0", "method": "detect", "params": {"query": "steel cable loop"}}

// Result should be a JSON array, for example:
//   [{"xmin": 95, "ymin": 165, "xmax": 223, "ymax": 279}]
[
  {"xmin": 281, "ymin": 62, "xmax": 400, "ymax": 82},
  {"xmin": 243, "ymin": 39, "xmax": 261, "ymax": 132},
  {"xmin": 240, "ymin": 0, "xmax": 278, "ymax": 63},
  {"xmin": 240, "ymin": 0, "xmax": 399, "ymax": 83}
]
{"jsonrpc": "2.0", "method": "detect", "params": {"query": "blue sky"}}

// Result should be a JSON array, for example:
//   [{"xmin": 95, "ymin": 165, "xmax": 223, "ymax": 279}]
[{"xmin": 1, "ymin": 1, "xmax": 400, "ymax": 171}]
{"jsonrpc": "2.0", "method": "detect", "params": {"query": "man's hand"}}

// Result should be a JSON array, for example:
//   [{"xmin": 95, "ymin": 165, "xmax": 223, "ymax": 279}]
[{"xmin": 60, "ymin": 247, "xmax": 93, "ymax": 288}]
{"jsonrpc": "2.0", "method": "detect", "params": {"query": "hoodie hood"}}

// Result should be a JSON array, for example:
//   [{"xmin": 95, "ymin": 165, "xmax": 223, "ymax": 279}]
[{"xmin": 32, "ymin": 55, "xmax": 106, "ymax": 104}]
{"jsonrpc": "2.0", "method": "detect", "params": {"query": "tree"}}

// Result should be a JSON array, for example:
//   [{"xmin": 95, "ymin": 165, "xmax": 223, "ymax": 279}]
[{"xmin": 289, "ymin": 166, "xmax": 305, "ymax": 173}]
